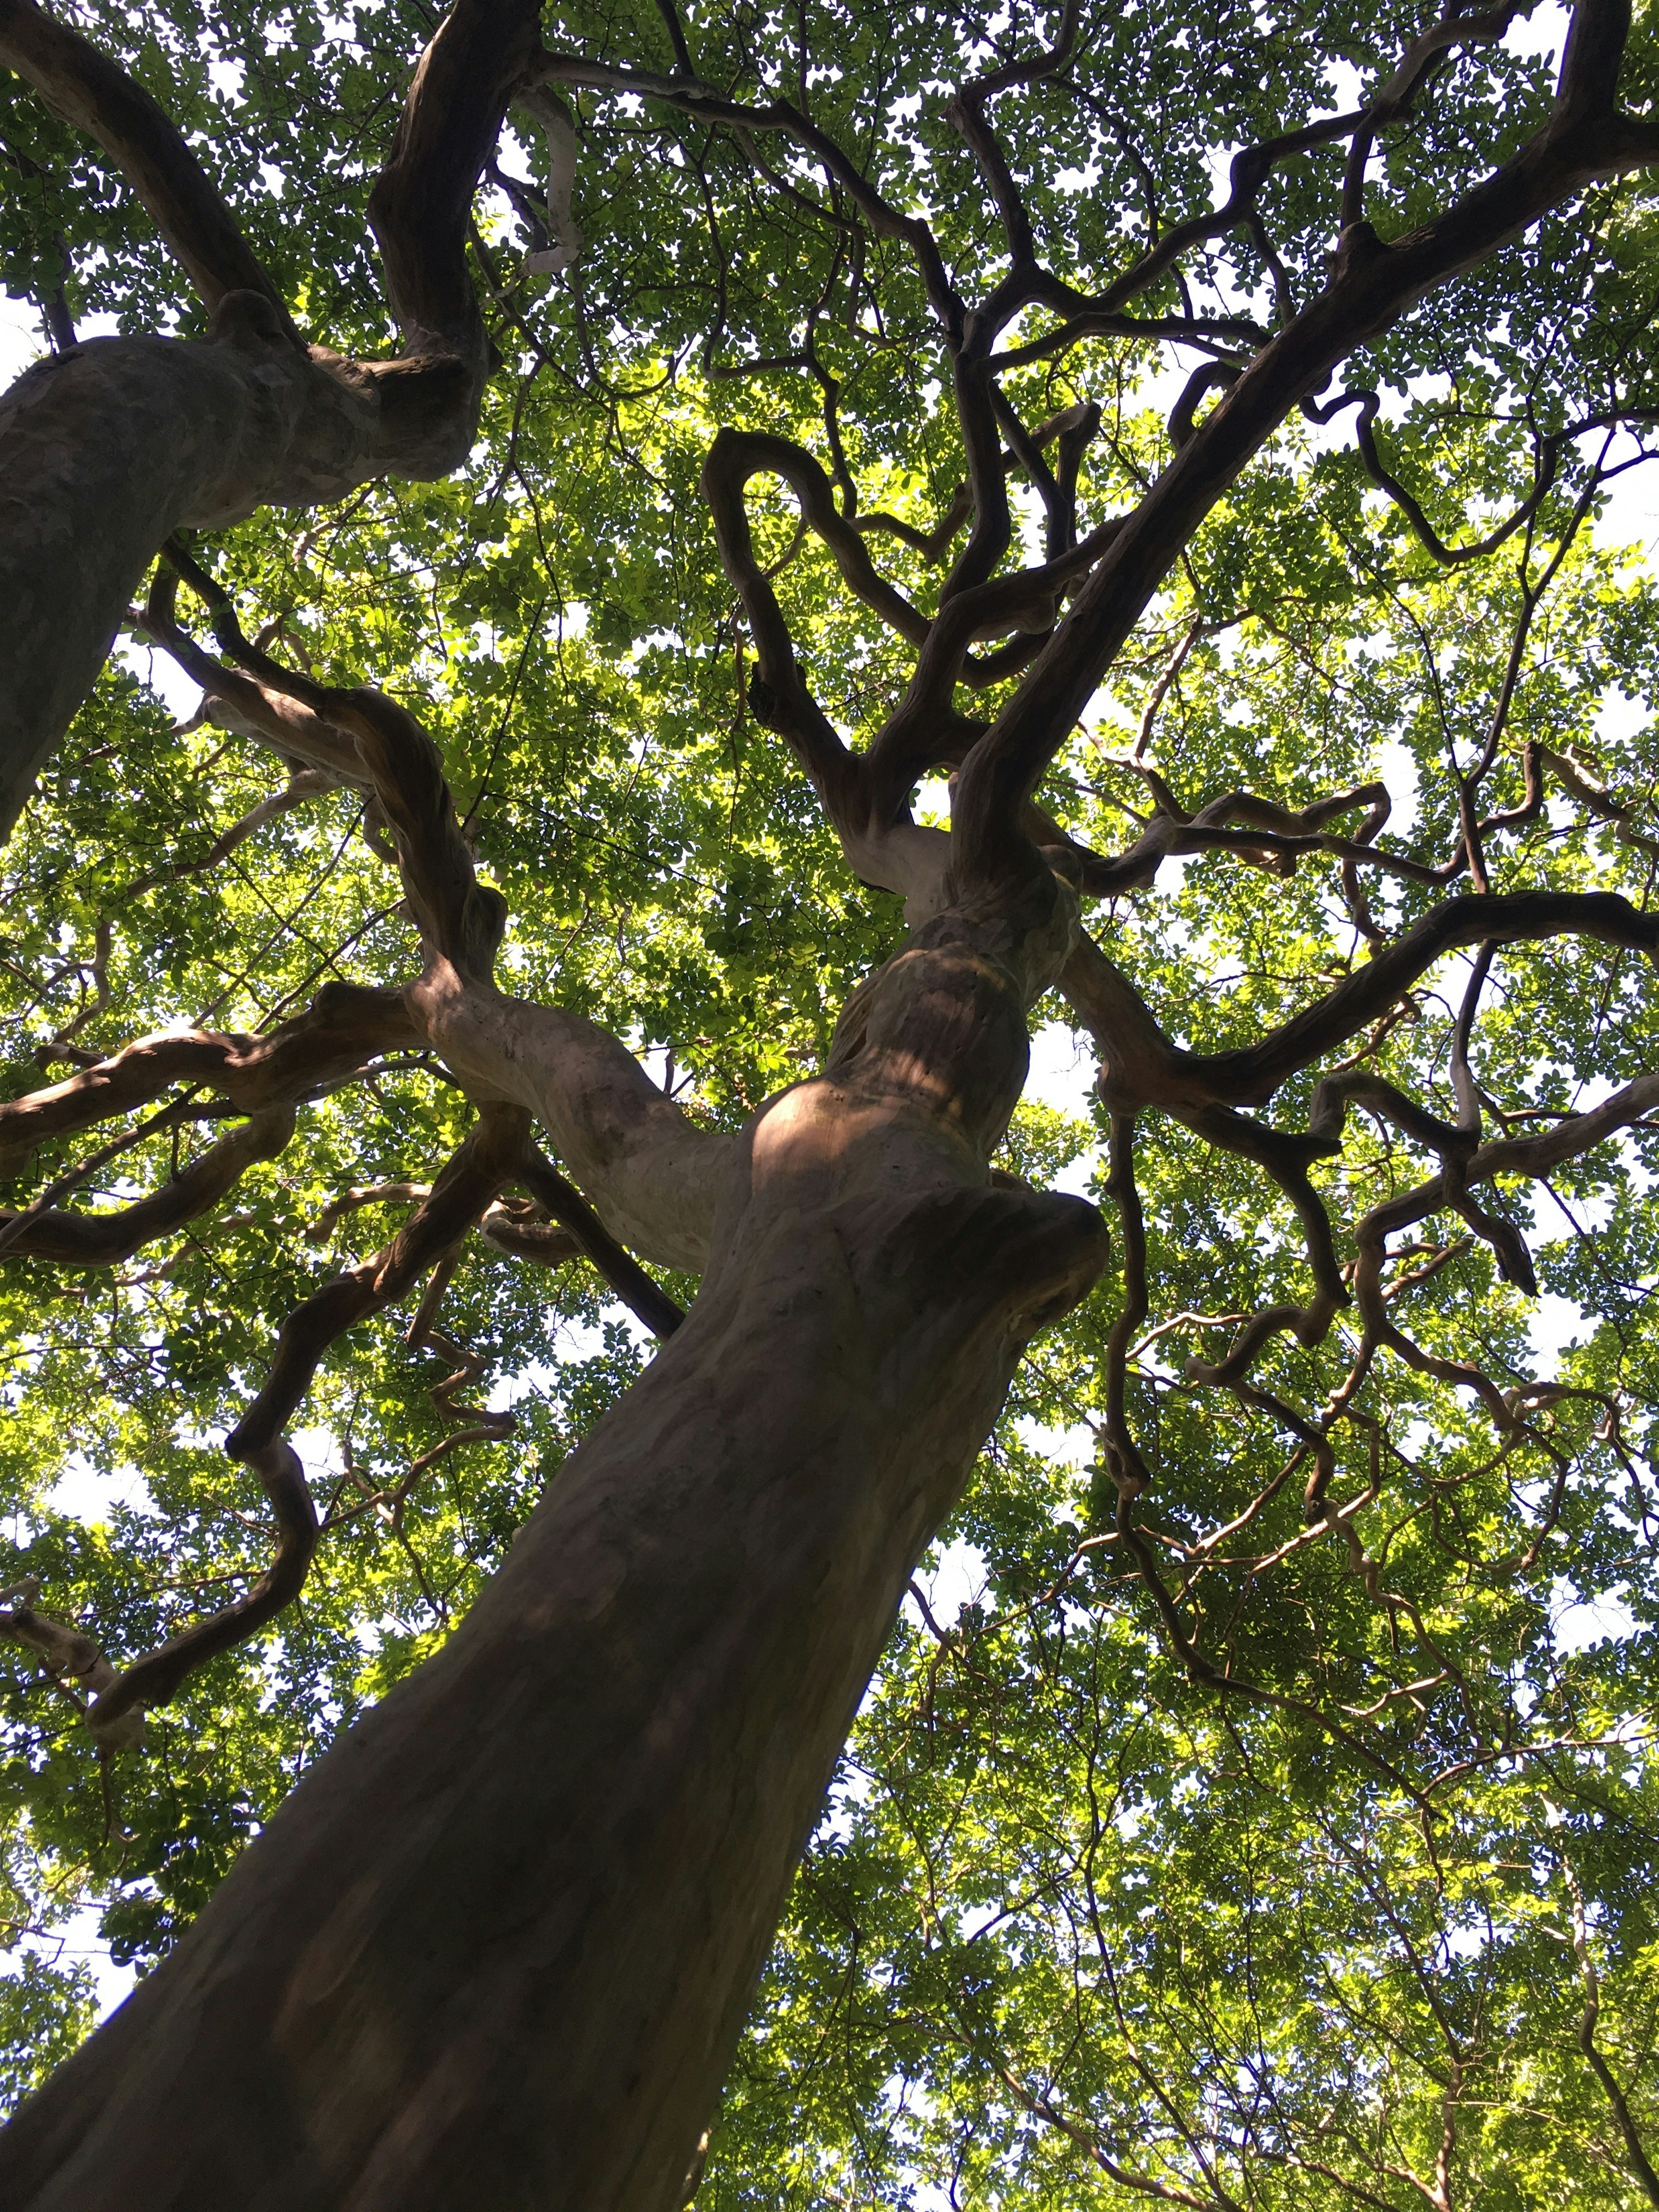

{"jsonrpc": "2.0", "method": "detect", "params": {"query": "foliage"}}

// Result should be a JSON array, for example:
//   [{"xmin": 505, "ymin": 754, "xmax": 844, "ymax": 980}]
[{"xmin": 4, "ymin": 0, "xmax": 1659, "ymax": 2201}]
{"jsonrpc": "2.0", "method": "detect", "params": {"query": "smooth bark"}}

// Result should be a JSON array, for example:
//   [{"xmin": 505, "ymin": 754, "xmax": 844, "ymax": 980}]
[
  {"xmin": 0, "ymin": 0, "xmax": 540, "ymax": 838},
  {"xmin": 0, "ymin": 881, "xmax": 1106, "ymax": 2212}
]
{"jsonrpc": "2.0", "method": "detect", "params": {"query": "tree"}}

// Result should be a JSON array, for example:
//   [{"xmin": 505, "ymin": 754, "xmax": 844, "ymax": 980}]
[{"xmin": 1, "ymin": 0, "xmax": 1658, "ymax": 2201}]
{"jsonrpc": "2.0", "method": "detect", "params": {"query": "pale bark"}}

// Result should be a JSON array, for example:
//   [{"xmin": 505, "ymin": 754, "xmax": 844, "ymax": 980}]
[
  {"xmin": 407, "ymin": 960, "xmax": 734, "ymax": 1273},
  {"xmin": 0, "ymin": 877, "xmax": 1106, "ymax": 2212}
]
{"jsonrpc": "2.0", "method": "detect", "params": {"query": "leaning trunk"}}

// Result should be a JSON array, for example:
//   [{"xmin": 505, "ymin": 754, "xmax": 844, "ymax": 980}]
[{"xmin": 0, "ymin": 883, "xmax": 1106, "ymax": 2211}]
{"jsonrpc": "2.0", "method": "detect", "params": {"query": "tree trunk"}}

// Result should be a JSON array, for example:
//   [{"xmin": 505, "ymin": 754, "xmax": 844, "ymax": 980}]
[{"xmin": 0, "ymin": 887, "xmax": 1106, "ymax": 2211}]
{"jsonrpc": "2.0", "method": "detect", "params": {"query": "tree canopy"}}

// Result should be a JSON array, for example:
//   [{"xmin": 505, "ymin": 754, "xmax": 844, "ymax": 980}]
[{"xmin": 2, "ymin": 0, "xmax": 1659, "ymax": 2202}]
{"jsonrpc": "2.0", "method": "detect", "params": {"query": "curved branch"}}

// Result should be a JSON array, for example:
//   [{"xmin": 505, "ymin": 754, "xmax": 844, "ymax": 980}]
[
  {"xmin": 328, "ymin": 686, "xmax": 507, "ymax": 980},
  {"xmin": 1208, "ymin": 890, "xmax": 1659, "ymax": 1103},
  {"xmin": 706, "ymin": 428, "xmax": 925, "ymax": 631},
  {"xmin": 477, "ymin": 1197, "xmax": 581, "ymax": 1267},
  {"xmin": 945, "ymin": 0, "xmax": 1081, "ymax": 273},
  {"xmin": 135, "ymin": 588, "xmax": 369, "ymax": 786},
  {"xmin": 0, "ymin": 1580, "xmax": 144, "ymax": 1753},
  {"xmin": 1067, "ymin": 891, "xmax": 1659, "ymax": 1117},
  {"xmin": 1175, "ymin": 1101, "xmax": 1347, "ymax": 1386},
  {"xmin": 1052, "ymin": 777, "xmax": 1407, "ymax": 900},
  {"xmin": 86, "ymin": 1103, "xmax": 531, "ymax": 1727},
  {"xmin": 367, "ymin": 0, "xmax": 543, "ymax": 352},
  {"xmin": 0, "ymin": 981, "xmax": 417, "ymax": 1172},
  {"xmin": 0, "ymin": 1104, "xmax": 295, "ymax": 1264},
  {"xmin": 0, "ymin": 0, "xmax": 296, "ymax": 328},
  {"xmin": 198, "ymin": 654, "xmax": 737, "ymax": 1275},
  {"xmin": 309, "ymin": 1181, "xmax": 433, "ymax": 1243},
  {"xmin": 950, "ymin": 2, "xmax": 1659, "ymax": 884}
]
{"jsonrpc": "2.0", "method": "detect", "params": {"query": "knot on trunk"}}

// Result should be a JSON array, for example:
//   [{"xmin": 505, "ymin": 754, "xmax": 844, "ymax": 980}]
[{"xmin": 208, "ymin": 288, "xmax": 303, "ymax": 357}]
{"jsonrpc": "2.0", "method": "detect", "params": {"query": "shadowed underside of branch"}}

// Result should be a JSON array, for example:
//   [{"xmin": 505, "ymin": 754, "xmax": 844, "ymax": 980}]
[{"xmin": 0, "ymin": 0, "xmax": 544, "ymax": 837}]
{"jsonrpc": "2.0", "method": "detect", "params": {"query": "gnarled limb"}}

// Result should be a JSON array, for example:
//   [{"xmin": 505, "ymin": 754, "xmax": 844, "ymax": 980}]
[
  {"xmin": 1062, "ymin": 891, "xmax": 1659, "ymax": 1120},
  {"xmin": 0, "ymin": 0, "xmax": 542, "ymax": 837},
  {"xmin": 951, "ymin": 0, "xmax": 1659, "ymax": 884},
  {"xmin": 86, "ymin": 1102, "xmax": 532, "ymax": 1729},
  {"xmin": 477, "ymin": 1197, "xmax": 580, "ymax": 1268},
  {"xmin": 0, "ymin": 980, "xmax": 416, "ymax": 1174},
  {"xmin": 1173, "ymin": 1101, "xmax": 1346, "ymax": 1388},
  {"xmin": 1046, "ymin": 777, "xmax": 1406, "ymax": 900},
  {"xmin": 296, "ymin": 664, "xmax": 737, "ymax": 1274},
  {"xmin": 0, "ymin": 1103, "xmax": 295, "ymax": 1265},
  {"xmin": 0, "ymin": 1580, "xmax": 143, "ymax": 1754}
]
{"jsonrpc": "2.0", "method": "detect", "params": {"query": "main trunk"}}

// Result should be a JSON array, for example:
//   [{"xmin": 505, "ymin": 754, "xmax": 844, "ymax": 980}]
[{"xmin": 0, "ymin": 893, "xmax": 1106, "ymax": 2212}]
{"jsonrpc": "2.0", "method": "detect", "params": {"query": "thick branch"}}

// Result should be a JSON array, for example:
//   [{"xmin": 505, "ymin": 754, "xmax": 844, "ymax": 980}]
[
  {"xmin": 407, "ymin": 969, "xmax": 732, "ymax": 1274},
  {"xmin": 0, "ymin": 1104, "xmax": 294, "ymax": 1264},
  {"xmin": 1063, "ymin": 892, "xmax": 1659, "ymax": 1115},
  {"xmin": 0, "ymin": 0, "xmax": 543, "ymax": 839},
  {"xmin": 367, "ymin": 0, "xmax": 543, "ymax": 351},
  {"xmin": 0, "ymin": 0, "xmax": 295, "ymax": 328},
  {"xmin": 0, "ymin": 982, "xmax": 416, "ymax": 1174}
]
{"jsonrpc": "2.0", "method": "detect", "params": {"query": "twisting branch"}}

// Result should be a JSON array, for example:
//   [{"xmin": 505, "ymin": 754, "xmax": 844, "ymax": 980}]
[
  {"xmin": 159, "ymin": 593, "xmax": 733, "ymax": 1273},
  {"xmin": 477, "ymin": 1196, "xmax": 579, "ymax": 1263},
  {"xmin": 1175, "ymin": 1102, "xmax": 1346, "ymax": 1387},
  {"xmin": 949, "ymin": 0, "xmax": 1659, "ymax": 885},
  {"xmin": 135, "ymin": 577, "xmax": 369, "ymax": 789},
  {"xmin": 366, "ymin": 0, "xmax": 545, "ymax": 353},
  {"xmin": 945, "ymin": 0, "xmax": 1083, "ymax": 277},
  {"xmin": 0, "ymin": 1579, "xmax": 144, "ymax": 1754},
  {"xmin": 0, "ymin": 980, "xmax": 417, "ymax": 1174},
  {"xmin": 0, "ymin": 1103, "xmax": 296, "ymax": 1265},
  {"xmin": 1061, "ymin": 890, "xmax": 1659, "ymax": 1123},
  {"xmin": 86, "ymin": 1102, "xmax": 533, "ymax": 1729},
  {"xmin": 1048, "ymin": 777, "xmax": 1402, "ymax": 900}
]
